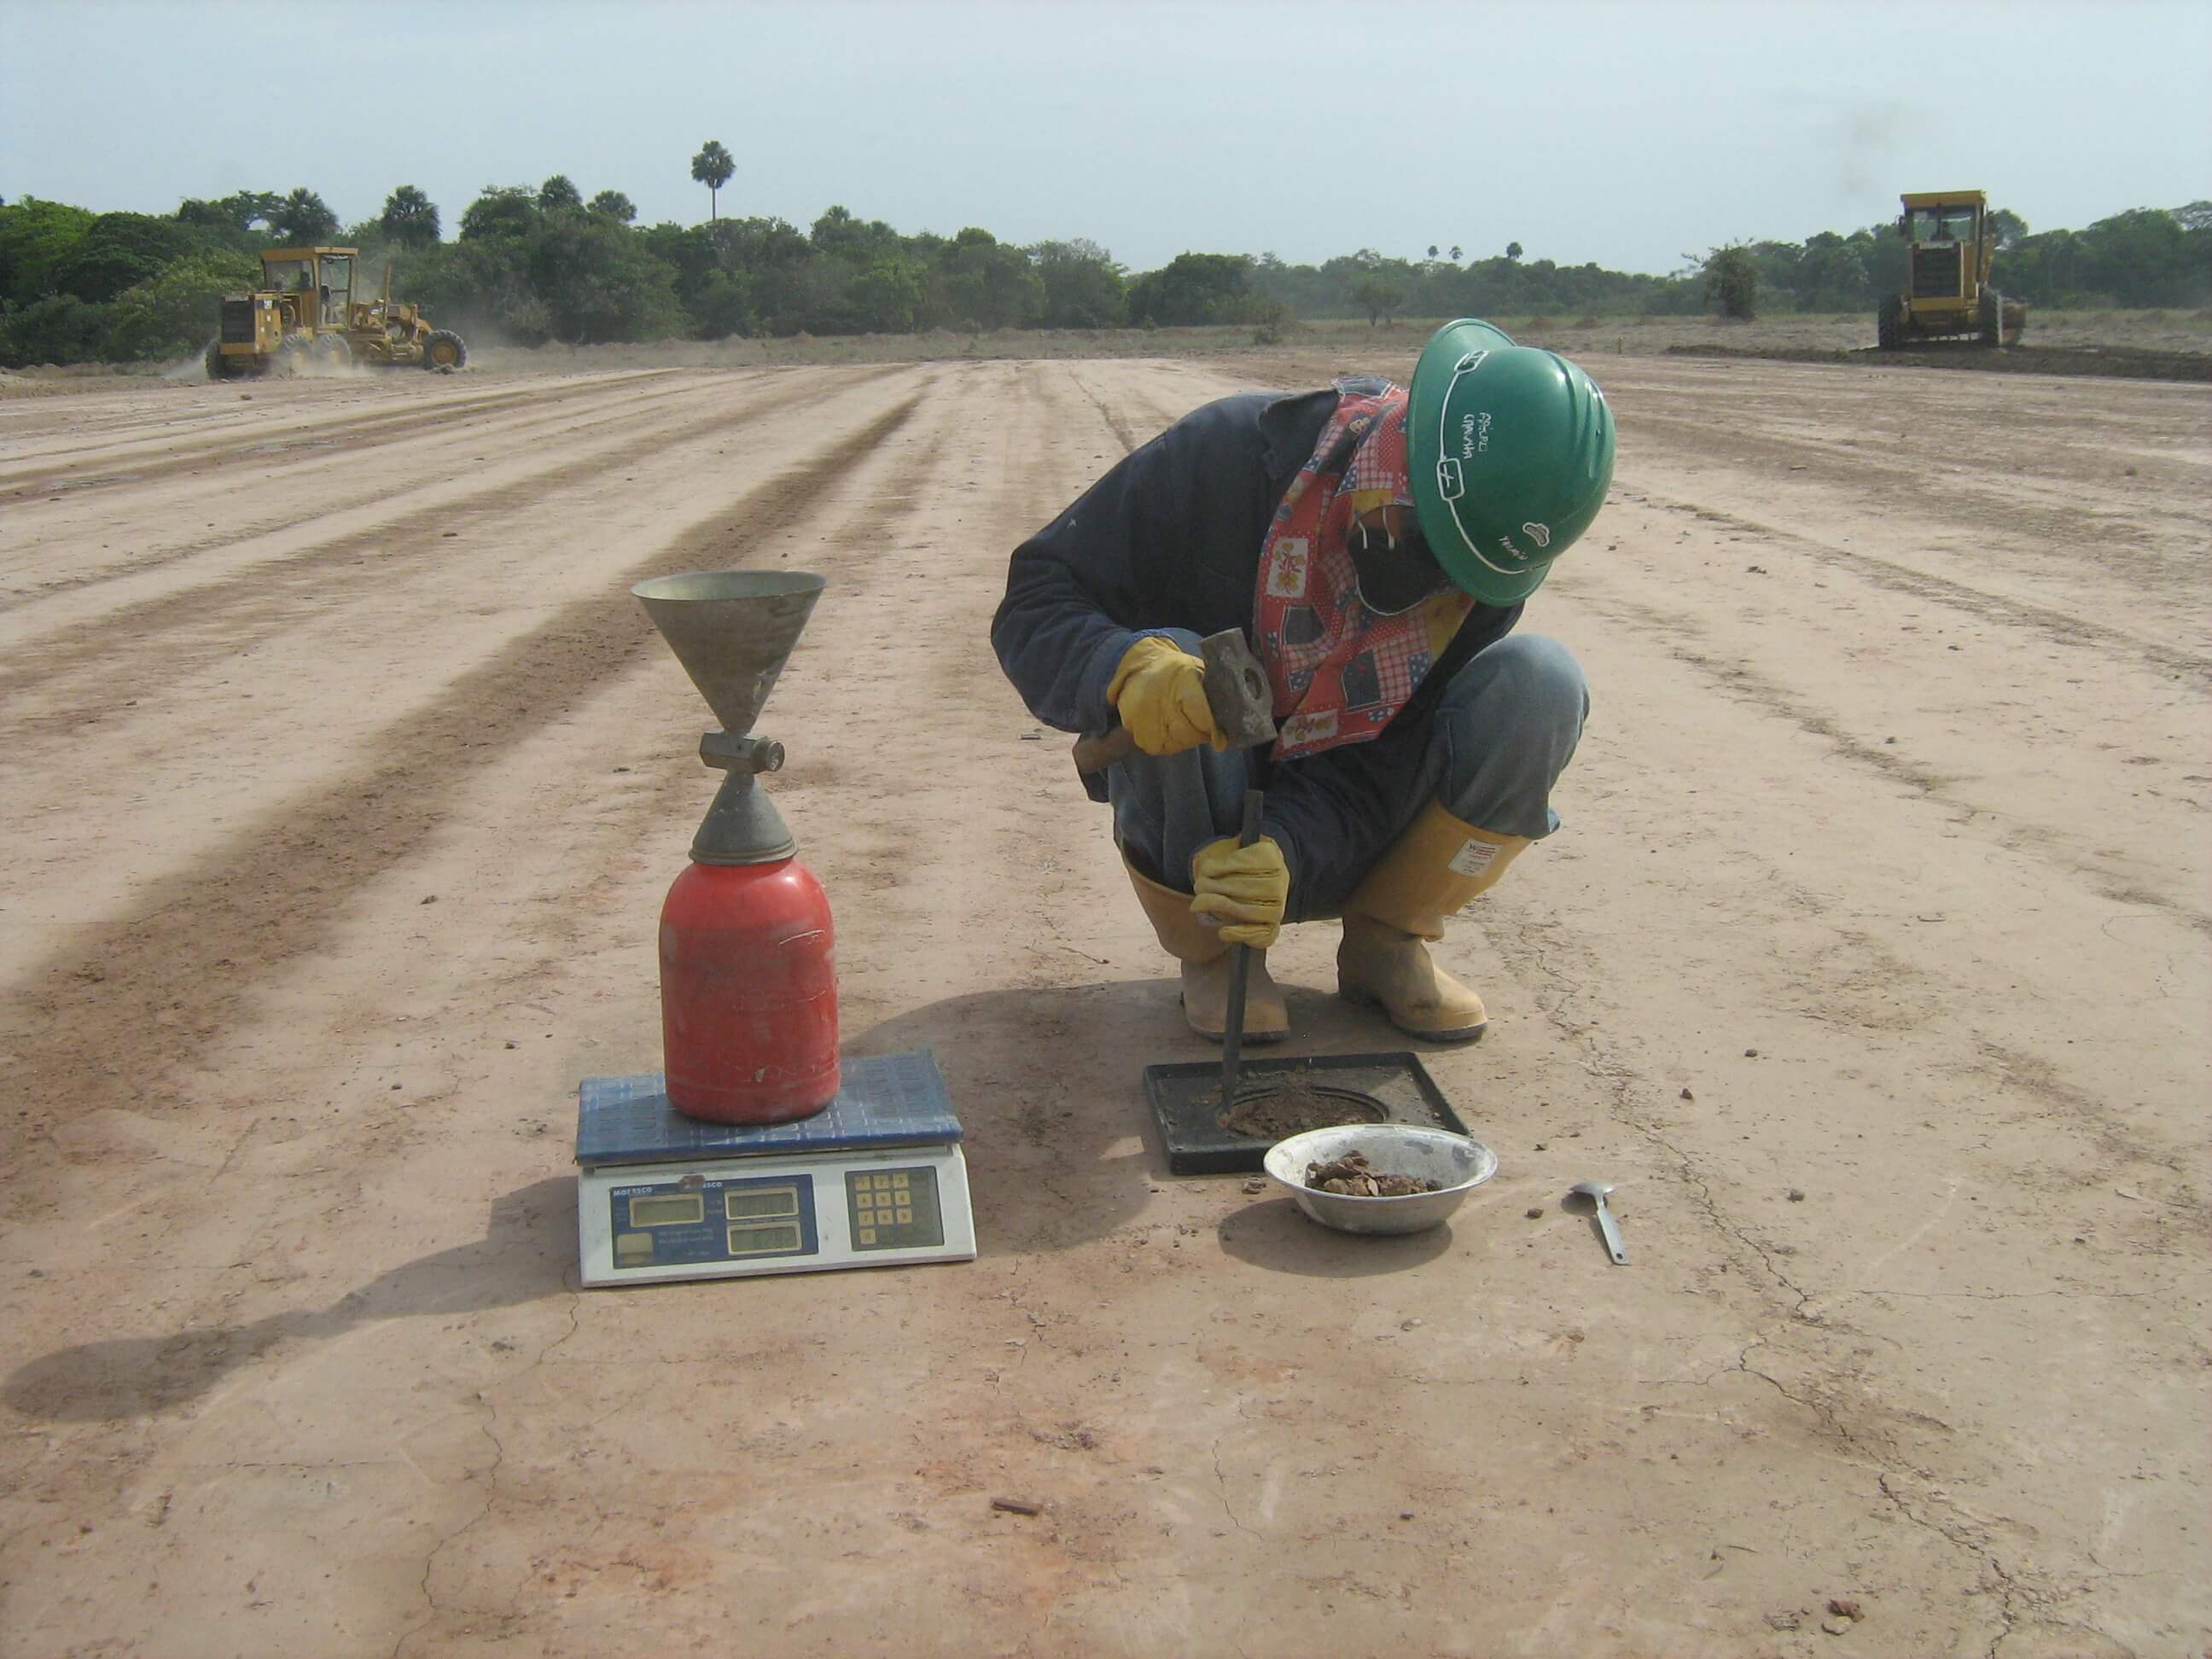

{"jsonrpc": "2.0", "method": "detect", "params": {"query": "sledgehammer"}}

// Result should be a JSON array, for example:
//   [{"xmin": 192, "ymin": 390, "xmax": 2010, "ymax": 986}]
[{"xmin": 1070, "ymin": 628, "xmax": 1278, "ymax": 774}]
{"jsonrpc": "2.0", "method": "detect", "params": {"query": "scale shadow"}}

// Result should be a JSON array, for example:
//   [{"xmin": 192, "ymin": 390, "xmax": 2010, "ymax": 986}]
[
  {"xmin": 10, "ymin": 978, "xmax": 1450, "ymax": 1423},
  {"xmin": 4, "ymin": 1177, "xmax": 573, "ymax": 1424}
]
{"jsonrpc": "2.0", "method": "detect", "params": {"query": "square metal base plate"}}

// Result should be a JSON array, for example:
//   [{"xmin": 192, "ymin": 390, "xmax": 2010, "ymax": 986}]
[{"xmin": 1143, "ymin": 1051, "xmax": 1467, "ymax": 1175}]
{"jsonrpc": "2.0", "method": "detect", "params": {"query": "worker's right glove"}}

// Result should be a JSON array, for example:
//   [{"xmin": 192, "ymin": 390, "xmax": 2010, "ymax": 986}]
[
  {"xmin": 1108, "ymin": 637, "xmax": 1226, "ymax": 756},
  {"xmin": 1190, "ymin": 835, "xmax": 1289, "ymax": 949}
]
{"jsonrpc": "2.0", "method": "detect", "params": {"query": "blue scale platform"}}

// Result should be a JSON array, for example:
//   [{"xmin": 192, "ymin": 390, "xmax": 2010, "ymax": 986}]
[{"xmin": 577, "ymin": 1051, "xmax": 958, "ymax": 1169}]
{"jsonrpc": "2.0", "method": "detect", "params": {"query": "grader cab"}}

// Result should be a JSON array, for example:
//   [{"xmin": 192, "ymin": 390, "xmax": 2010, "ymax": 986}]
[
  {"xmin": 1877, "ymin": 191, "xmax": 2026, "ymax": 349},
  {"xmin": 206, "ymin": 247, "xmax": 469, "ymax": 379}
]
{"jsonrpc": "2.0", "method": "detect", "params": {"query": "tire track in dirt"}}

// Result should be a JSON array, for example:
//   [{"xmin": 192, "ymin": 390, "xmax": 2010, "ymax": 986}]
[
  {"xmin": 0, "ymin": 371, "xmax": 689, "ymax": 496},
  {"xmin": 0, "ymin": 372, "xmax": 894, "ymax": 738},
  {"xmin": 1567, "ymin": 585, "xmax": 2212, "ymax": 936},
  {"xmin": 1064, "ymin": 360, "xmax": 1238, "ymax": 458},
  {"xmin": 1612, "ymin": 484, "xmax": 2209, "ymax": 687},
  {"xmin": 0, "ymin": 375, "xmax": 757, "ymax": 613},
  {"xmin": 777, "ymin": 393, "xmax": 953, "ymax": 612},
  {"xmin": 980, "ymin": 359, "xmax": 1161, "ymax": 604},
  {"xmin": 0, "ymin": 390, "xmax": 926, "ymax": 1202},
  {"xmin": 1060, "ymin": 367, "xmax": 1144, "ymax": 455},
  {"xmin": 1621, "ymin": 405, "xmax": 2201, "ymax": 572},
  {"xmin": 1, "ymin": 374, "xmax": 623, "ymax": 487}
]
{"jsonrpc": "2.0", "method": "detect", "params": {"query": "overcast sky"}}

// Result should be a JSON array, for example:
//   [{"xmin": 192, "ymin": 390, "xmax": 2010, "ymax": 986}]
[{"xmin": 4, "ymin": 0, "xmax": 2206, "ymax": 275}]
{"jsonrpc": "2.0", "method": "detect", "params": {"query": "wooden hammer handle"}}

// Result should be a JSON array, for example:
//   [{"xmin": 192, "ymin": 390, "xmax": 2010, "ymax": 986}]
[{"xmin": 1071, "ymin": 726, "xmax": 1138, "ymax": 774}]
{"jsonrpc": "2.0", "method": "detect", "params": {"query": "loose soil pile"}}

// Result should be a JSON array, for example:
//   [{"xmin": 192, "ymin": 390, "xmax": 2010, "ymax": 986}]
[{"xmin": 1304, "ymin": 1150, "xmax": 1441, "ymax": 1197}]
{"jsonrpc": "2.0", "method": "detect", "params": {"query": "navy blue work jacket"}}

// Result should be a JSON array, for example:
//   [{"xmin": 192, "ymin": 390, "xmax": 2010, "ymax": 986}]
[{"xmin": 991, "ymin": 382, "xmax": 1522, "ymax": 916}]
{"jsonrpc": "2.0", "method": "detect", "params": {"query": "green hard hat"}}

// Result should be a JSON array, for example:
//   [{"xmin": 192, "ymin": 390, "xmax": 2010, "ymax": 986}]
[{"xmin": 1406, "ymin": 319, "xmax": 1616, "ymax": 606}]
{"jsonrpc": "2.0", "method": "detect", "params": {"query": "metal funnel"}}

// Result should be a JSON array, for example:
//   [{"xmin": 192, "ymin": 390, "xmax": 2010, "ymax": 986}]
[
  {"xmin": 633, "ymin": 570, "xmax": 825, "ymax": 736},
  {"xmin": 633, "ymin": 569, "xmax": 827, "ymax": 864}
]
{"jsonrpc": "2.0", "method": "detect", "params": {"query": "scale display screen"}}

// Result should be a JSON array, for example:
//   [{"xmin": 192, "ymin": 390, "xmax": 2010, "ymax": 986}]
[
  {"xmin": 729, "ymin": 1222, "xmax": 803, "ymax": 1254},
  {"xmin": 610, "ymin": 1173, "xmax": 818, "ymax": 1269},
  {"xmin": 628, "ymin": 1193, "xmax": 704, "ymax": 1227},
  {"xmin": 726, "ymin": 1187, "xmax": 799, "ymax": 1221}
]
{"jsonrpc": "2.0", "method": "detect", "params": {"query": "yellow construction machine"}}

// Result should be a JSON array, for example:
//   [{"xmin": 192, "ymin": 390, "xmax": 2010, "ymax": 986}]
[
  {"xmin": 1877, "ymin": 190, "xmax": 2025, "ymax": 349},
  {"xmin": 206, "ymin": 246, "xmax": 469, "ymax": 379}
]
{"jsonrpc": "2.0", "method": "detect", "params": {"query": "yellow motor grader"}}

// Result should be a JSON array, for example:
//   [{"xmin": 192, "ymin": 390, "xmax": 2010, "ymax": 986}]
[
  {"xmin": 206, "ymin": 246, "xmax": 468, "ymax": 379},
  {"xmin": 1876, "ymin": 190, "xmax": 2027, "ymax": 349}
]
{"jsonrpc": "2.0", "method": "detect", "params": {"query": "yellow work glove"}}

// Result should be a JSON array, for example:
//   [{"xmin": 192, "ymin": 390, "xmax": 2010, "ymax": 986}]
[
  {"xmin": 1190, "ymin": 836, "xmax": 1289, "ymax": 949},
  {"xmin": 1107, "ymin": 637, "xmax": 1226, "ymax": 756}
]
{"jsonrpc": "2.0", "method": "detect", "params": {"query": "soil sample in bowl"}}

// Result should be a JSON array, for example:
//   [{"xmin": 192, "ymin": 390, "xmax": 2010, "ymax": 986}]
[
  {"xmin": 1218, "ymin": 1080, "xmax": 1388, "ymax": 1140},
  {"xmin": 1304, "ymin": 1150, "xmax": 1441, "ymax": 1197}
]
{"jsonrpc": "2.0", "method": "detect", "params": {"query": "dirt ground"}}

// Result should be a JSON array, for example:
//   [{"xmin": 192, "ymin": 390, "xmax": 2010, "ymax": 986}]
[{"xmin": 0, "ymin": 345, "xmax": 2204, "ymax": 1656}]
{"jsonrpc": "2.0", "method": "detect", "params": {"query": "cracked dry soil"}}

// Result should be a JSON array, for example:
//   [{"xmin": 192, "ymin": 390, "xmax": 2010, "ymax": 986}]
[{"xmin": 0, "ymin": 349, "xmax": 2204, "ymax": 1656}]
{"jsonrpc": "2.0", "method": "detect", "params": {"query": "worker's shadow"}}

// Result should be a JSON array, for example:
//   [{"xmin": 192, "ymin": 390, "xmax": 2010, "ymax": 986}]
[
  {"xmin": 4, "ymin": 982, "xmax": 1174, "ymax": 1424},
  {"xmin": 4, "ymin": 1177, "xmax": 574, "ymax": 1425},
  {"xmin": 846, "ymin": 980, "xmax": 1181, "ymax": 1256},
  {"xmin": 847, "ymin": 976, "xmax": 1442, "ymax": 1266}
]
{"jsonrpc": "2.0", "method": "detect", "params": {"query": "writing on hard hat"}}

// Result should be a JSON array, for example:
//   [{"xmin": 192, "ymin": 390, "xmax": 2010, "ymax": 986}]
[{"xmin": 1406, "ymin": 319, "xmax": 1616, "ymax": 606}]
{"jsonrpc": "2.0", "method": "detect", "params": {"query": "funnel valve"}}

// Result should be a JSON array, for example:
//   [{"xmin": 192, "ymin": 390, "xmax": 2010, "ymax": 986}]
[{"xmin": 700, "ymin": 731, "xmax": 786, "ymax": 777}]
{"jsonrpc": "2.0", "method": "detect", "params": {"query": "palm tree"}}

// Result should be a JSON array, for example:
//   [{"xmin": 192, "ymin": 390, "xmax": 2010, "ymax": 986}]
[
  {"xmin": 380, "ymin": 185, "xmax": 440, "ymax": 248},
  {"xmin": 589, "ymin": 190, "xmax": 637, "ymax": 224},
  {"xmin": 1449, "ymin": 244, "xmax": 1463, "ymax": 261},
  {"xmin": 273, "ymin": 188, "xmax": 338, "ymax": 244},
  {"xmin": 691, "ymin": 140, "xmax": 735, "ymax": 223}
]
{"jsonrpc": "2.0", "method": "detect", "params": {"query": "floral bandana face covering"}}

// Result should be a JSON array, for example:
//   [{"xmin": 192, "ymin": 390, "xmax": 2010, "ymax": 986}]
[{"xmin": 1252, "ymin": 381, "xmax": 1474, "ymax": 760}]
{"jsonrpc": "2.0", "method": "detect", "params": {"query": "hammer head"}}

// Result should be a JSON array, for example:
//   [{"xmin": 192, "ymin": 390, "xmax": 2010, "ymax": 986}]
[{"xmin": 1196, "ymin": 628, "xmax": 1278, "ymax": 751}]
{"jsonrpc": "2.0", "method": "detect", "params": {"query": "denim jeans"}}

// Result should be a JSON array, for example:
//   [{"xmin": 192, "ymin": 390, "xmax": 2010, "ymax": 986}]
[{"xmin": 1109, "ymin": 630, "xmax": 1589, "ymax": 920}]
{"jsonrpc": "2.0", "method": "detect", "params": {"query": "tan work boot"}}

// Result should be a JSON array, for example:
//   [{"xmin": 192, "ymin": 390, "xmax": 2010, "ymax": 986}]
[
  {"xmin": 1338, "ymin": 802, "xmax": 1531, "ymax": 1042},
  {"xmin": 1126, "ymin": 859, "xmax": 1289, "ymax": 1044}
]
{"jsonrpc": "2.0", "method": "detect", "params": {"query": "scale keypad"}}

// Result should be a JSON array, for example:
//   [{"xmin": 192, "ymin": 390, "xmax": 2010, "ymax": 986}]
[{"xmin": 846, "ymin": 1167, "xmax": 944, "ymax": 1249}]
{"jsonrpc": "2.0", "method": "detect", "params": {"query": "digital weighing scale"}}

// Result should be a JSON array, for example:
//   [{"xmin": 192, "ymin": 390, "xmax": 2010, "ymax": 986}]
[{"xmin": 576, "ymin": 1051, "xmax": 975, "ymax": 1286}]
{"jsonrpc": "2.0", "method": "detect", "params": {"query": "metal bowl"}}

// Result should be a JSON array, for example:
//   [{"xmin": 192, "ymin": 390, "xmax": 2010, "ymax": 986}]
[{"xmin": 1263, "ymin": 1124, "xmax": 1499, "ymax": 1236}]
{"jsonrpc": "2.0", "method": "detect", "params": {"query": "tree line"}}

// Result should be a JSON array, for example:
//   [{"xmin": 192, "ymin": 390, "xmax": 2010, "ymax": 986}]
[{"xmin": 2, "ymin": 161, "xmax": 2206, "ymax": 369}]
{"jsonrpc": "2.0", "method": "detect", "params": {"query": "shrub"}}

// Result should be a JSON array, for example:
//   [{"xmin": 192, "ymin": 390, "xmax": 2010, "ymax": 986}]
[
  {"xmin": 1704, "ymin": 247, "xmax": 1759, "ymax": 319},
  {"xmin": 0, "ymin": 197, "xmax": 98, "ymax": 306},
  {"xmin": 51, "ymin": 212, "xmax": 199, "ymax": 304},
  {"xmin": 0, "ymin": 294, "xmax": 111, "ymax": 367},
  {"xmin": 104, "ymin": 253, "xmax": 260, "ymax": 360},
  {"xmin": 1247, "ymin": 296, "xmax": 1289, "ymax": 345}
]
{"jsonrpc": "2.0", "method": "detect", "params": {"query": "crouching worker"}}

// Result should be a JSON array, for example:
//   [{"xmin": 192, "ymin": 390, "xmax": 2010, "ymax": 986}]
[{"xmin": 991, "ymin": 321, "xmax": 1615, "ymax": 1045}]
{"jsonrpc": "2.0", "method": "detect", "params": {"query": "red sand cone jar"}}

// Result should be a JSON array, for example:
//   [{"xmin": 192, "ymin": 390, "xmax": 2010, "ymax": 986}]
[{"xmin": 658, "ymin": 858, "xmax": 840, "ymax": 1124}]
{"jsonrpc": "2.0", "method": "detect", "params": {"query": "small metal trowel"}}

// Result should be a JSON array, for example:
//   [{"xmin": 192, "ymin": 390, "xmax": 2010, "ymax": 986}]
[{"xmin": 1567, "ymin": 1179, "xmax": 1629, "ymax": 1265}]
